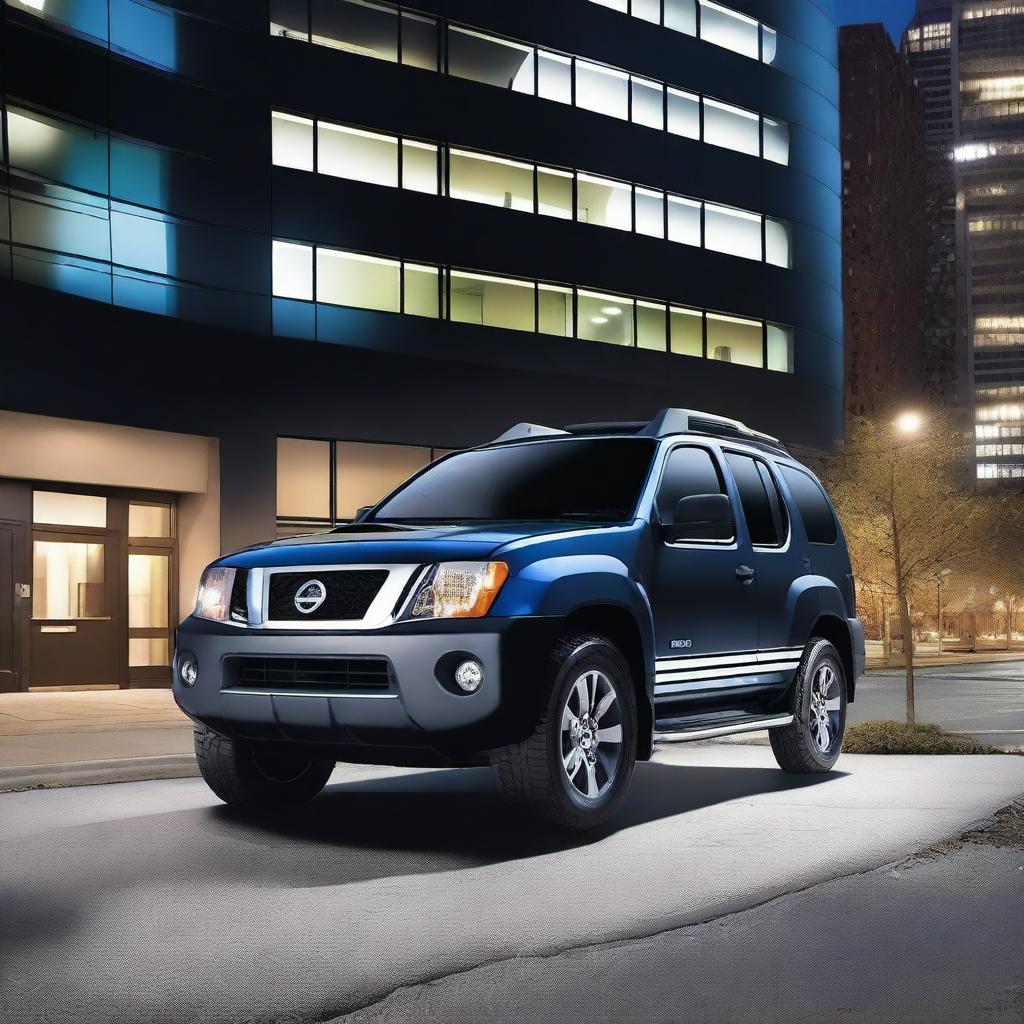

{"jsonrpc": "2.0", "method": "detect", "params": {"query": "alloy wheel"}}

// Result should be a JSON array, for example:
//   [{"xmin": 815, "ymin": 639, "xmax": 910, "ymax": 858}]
[
  {"xmin": 560, "ymin": 669, "xmax": 624, "ymax": 799},
  {"xmin": 808, "ymin": 661, "xmax": 843, "ymax": 753}
]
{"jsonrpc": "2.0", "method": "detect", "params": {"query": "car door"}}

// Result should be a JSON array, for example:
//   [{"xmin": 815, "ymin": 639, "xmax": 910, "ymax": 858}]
[
  {"xmin": 650, "ymin": 444, "xmax": 759, "ymax": 713},
  {"xmin": 722, "ymin": 450, "xmax": 806, "ymax": 679}
]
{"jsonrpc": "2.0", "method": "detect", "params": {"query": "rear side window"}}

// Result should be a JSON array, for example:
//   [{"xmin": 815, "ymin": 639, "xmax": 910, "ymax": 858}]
[
  {"xmin": 725, "ymin": 453, "xmax": 786, "ymax": 547},
  {"xmin": 780, "ymin": 467, "xmax": 838, "ymax": 545},
  {"xmin": 657, "ymin": 446, "xmax": 726, "ymax": 523}
]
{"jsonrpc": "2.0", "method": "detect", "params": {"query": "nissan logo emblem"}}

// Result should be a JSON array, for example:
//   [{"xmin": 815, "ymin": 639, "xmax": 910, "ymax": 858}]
[{"xmin": 294, "ymin": 579, "xmax": 327, "ymax": 615}]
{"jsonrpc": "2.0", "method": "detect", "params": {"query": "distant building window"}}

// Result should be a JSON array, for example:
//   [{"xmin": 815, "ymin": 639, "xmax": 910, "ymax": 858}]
[
  {"xmin": 699, "ymin": 1, "xmax": 759, "ymax": 61},
  {"xmin": 271, "ymin": 111, "xmax": 314, "ymax": 172},
  {"xmin": 448, "ymin": 26, "xmax": 534, "ymax": 93},
  {"xmin": 450, "ymin": 271, "xmax": 536, "ymax": 332},
  {"xmin": 576, "ymin": 61, "xmax": 630, "ymax": 121},
  {"xmin": 707, "ymin": 313, "xmax": 764, "ymax": 368},
  {"xmin": 705, "ymin": 203, "xmax": 763, "ymax": 261},
  {"xmin": 271, "ymin": 240, "xmax": 313, "ymax": 301},
  {"xmin": 318, "ymin": 122, "xmax": 399, "ymax": 187},
  {"xmin": 317, "ymin": 249, "xmax": 400, "ymax": 312},
  {"xmin": 703, "ymin": 98, "xmax": 761, "ymax": 157}
]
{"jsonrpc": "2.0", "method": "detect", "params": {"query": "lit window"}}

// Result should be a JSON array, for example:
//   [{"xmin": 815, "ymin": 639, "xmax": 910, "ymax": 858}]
[
  {"xmin": 668, "ymin": 195, "xmax": 702, "ymax": 246},
  {"xmin": 403, "ymin": 263, "xmax": 440, "ymax": 318},
  {"xmin": 634, "ymin": 0, "xmax": 662, "ymax": 23},
  {"xmin": 538, "ymin": 50, "xmax": 573, "ymax": 104},
  {"xmin": 33, "ymin": 492, "xmax": 107, "ymax": 528},
  {"xmin": 703, "ymin": 98, "xmax": 761, "ymax": 156},
  {"xmin": 449, "ymin": 150, "xmax": 534, "ymax": 212},
  {"xmin": 539, "ymin": 283, "xmax": 574, "ymax": 337},
  {"xmin": 763, "ymin": 118, "xmax": 790, "ymax": 165},
  {"xmin": 761, "ymin": 25, "xmax": 778, "ymax": 64},
  {"xmin": 635, "ymin": 187, "xmax": 666, "ymax": 238},
  {"xmin": 450, "ymin": 272, "xmax": 536, "ymax": 331},
  {"xmin": 271, "ymin": 112, "xmax": 314, "ymax": 172},
  {"xmin": 699, "ymin": 1, "xmax": 759, "ymax": 59},
  {"xmin": 336, "ymin": 442, "xmax": 432, "ymax": 520},
  {"xmin": 705, "ymin": 203, "xmax": 762, "ymax": 261},
  {"xmin": 767, "ymin": 324, "xmax": 793, "ymax": 372},
  {"xmin": 667, "ymin": 88, "xmax": 700, "ymax": 140},
  {"xmin": 631, "ymin": 76, "xmax": 665, "ymax": 130},
  {"xmin": 665, "ymin": 0, "xmax": 697, "ymax": 35},
  {"xmin": 272, "ymin": 240, "xmax": 313, "ymax": 300},
  {"xmin": 538, "ymin": 166, "xmax": 574, "ymax": 220},
  {"xmin": 576, "ymin": 61, "xmax": 629, "ymax": 121},
  {"xmin": 448, "ymin": 27, "xmax": 535, "ymax": 94},
  {"xmin": 707, "ymin": 313, "xmax": 763, "ymax": 367},
  {"xmin": 401, "ymin": 140, "xmax": 439, "ymax": 194},
  {"xmin": 670, "ymin": 306, "xmax": 703, "ymax": 357},
  {"xmin": 637, "ymin": 301, "xmax": 667, "ymax": 351},
  {"xmin": 576, "ymin": 173, "xmax": 633, "ymax": 231},
  {"xmin": 765, "ymin": 218, "xmax": 791, "ymax": 269},
  {"xmin": 579, "ymin": 291, "xmax": 634, "ymax": 346},
  {"xmin": 277, "ymin": 437, "xmax": 331, "ymax": 520},
  {"xmin": 591, "ymin": 0, "xmax": 628, "ymax": 11},
  {"xmin": 317, "ymin": 249, "xmax": 400, "ymax": 312},
  {"xmin": 6, "ymin": 108, "xmax": 107, "ymax": 193},
  {"xmin": 311, "ymin": 0, "xmax": 398, "ymax": 61},
  {"xmin": 13, "ymin": 0, "xmax": 108, "ymax": 40},
  {"xmin": 400, "ymin": 11, "xmax": 438, "ymax": 71},
  {"xmin": 317, "ymin": 122, "xmax": 398, "ymax": 186}
]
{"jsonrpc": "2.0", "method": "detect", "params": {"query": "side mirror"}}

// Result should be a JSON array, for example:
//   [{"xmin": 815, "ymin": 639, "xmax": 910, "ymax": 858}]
[
  {"xmin": 664, "ymin": 494, "xmax": 734, "ymax": 542},
  {"xmin": 353, "ymin": 506, "xmax": 373, "ymax": 523}
]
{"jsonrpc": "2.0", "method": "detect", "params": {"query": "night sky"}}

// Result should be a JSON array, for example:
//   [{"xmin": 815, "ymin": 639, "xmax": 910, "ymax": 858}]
[{"xmin": 837, "ymin": 0, "xmax": 917, "ymax": 42}]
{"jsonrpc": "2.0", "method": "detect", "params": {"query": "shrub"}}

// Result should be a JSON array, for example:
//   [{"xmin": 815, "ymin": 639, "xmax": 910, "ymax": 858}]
[{"xmin": 844, "ymin": 720, "xmax": 999, "ymax": 755}]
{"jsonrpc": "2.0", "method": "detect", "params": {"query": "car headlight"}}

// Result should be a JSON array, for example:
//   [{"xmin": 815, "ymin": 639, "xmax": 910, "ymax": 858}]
[
  {"xmin": 194, "ymin": 567, "xmax": 237, "ymax": 623},
  {"xmin": 404, "ymin": 562, "xmax": 509, "ymax": 620}
]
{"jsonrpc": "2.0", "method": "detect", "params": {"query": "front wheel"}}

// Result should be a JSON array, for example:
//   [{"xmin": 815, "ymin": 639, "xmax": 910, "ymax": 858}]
[
  {"xmin": 490, "ymin": 633, "xmax": 638, "ymax": 831},
  {"xmin": 770, "ymin": 637, "xmax": 847, "ymax": 773},
  {"xmin": 194, "ymin": 726, "xmax": 335, "ymax": 810}
]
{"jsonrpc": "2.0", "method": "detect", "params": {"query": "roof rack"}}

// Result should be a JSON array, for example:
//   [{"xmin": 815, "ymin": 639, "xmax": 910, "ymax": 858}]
[{"xmin": 489, "ymin": 410, "xmax": 786, "ymax": 453}]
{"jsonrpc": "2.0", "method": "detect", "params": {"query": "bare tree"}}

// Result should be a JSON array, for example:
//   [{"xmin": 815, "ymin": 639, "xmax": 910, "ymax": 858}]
[{"xmin": 821, "ymin": 416, "xmax": 1004, "ymax": 723}]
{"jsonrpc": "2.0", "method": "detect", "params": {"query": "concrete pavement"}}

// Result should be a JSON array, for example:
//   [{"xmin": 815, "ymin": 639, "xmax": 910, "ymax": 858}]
[
  {"xmin": 851, "ymin": 660, "xmax": 1024, "ymax": 748},
  {"xmin": 2, "ymin": 743, "xmax": 1024, "ymax": 1023},
  {"xmin": 0, "ymin": 690, "xmax": 195, "ymax": 791}
]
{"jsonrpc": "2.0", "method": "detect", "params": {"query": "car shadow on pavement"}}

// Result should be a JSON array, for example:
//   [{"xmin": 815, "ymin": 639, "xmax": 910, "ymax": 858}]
[{"xmin": 212, "ymin": 760, "xmax": 846, "ymax": 880}]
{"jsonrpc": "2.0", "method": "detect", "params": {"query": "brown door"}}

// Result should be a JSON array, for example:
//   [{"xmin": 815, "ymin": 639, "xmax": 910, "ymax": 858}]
[
  {"xmin": 0, "ymin": 521, "xmax": 28, "ymax": 692},
  {"xmin": 30, "ymin": 529, "xmax": 119, "ymax": 686}
]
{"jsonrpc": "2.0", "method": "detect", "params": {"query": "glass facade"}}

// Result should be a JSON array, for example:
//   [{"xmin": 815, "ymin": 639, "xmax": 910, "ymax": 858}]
[
  {"xmin": 271, "ymin": 111, "xmax": 793, "ymax": 267},
  {"xmin": 272, "ymin": 239, "xmax": 793, "ymax": 371},
  {"xmin": 588, "ymin": 0, "xmax": 779, "ymax": 64},
  {"xmin": 267, "ymin": 4, "xmax": 791, "ymax": 166}
]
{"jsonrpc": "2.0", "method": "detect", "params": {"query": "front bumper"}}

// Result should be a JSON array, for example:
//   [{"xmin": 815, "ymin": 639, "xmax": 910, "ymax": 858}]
[{"xmin": 173, "ymin": 614, "xmax": 563, "ymax": 762}]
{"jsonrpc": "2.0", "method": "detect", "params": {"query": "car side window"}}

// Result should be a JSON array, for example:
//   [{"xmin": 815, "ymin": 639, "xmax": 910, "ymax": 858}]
[
  {"xmin": 725, "ymin": 453, "xmax": 785, "ymax": 547},
  {"xmin": 779, "ymin": 466, "xmax": 838, "ymax": 545},
  {"xmin": 657, "ymin": 446, "xmax": 733, "ymax": 541}
]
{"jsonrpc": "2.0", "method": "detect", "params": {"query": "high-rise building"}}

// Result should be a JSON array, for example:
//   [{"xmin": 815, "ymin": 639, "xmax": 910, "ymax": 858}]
[
  {"xmin": 840, "ymin": 24, "xmax": 928, "ymax": 422},
  {"xmin": 904, "ymin": 1, "xmax": 1024, "ymax": 482},
  {"xmin": 0, "ymin": 0, "xmax": 841, "ymax": 690}
]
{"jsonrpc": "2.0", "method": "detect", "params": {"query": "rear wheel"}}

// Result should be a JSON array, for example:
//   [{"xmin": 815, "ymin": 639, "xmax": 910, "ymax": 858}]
[
  {"xmin": 490, "ymin": 634, "xmax": 638, "ymax": 831},
  {"xmin": 194, "ymin": 726, "xmax": 335, "ymax": 810},
  {"xmin": 770, "ymin": 637, "xmax": 847, "ymax": 773}
]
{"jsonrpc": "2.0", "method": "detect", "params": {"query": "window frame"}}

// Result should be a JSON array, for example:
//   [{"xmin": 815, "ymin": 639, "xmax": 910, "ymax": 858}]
[
  {"xmin": 722, "ymin": 450, "xmax": 790, "ymax": 550},
  {"xmin": 653, "ymin": 443, "xmax": 737, "ymax": 547}
]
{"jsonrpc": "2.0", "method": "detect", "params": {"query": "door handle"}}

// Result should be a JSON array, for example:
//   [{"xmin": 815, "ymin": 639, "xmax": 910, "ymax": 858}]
[{"xmin": 735, "ymin": 565, "xmax": 756, "ymax": 585}]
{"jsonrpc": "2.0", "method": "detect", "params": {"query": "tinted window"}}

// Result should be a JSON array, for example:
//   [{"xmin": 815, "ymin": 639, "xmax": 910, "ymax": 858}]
[
  {"xmin": 726, "ymin": 454, "xmax": 779, "ymax": 546},
  {"xmin": 371, "ymin": 438, "xmax": 655, "ymax": 523},
  {"xmin": 657, "ymin": 446, "xmax": 725, "ymax": 522},
  {"xmin": 780, "ymin": 467, "xmax": 838, "ymax": 545}
]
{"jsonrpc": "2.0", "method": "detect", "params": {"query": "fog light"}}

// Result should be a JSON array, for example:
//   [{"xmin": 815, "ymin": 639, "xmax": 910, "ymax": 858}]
[
  {"xmin": 179, "ymin": 654, "xmax": 198, "ymax": 688},
  {"xmin": 454, "ymin": 659, "xmax": 483, "ymax": 693}
]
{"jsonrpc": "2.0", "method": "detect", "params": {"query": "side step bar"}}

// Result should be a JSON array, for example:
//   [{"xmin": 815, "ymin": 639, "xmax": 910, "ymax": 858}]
[{"xmin": 654, "ymin": 713, "xmax": 794, "ymax": 743}]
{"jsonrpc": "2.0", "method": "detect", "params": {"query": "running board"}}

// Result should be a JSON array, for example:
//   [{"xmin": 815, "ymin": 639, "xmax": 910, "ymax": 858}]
[{"xmin": 654, "ymin": 713, "xmax": 794, "ymax": 743}]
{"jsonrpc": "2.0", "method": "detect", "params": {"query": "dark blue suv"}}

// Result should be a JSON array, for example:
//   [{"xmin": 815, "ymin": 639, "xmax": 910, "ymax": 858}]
[{"xmin": 175, "ymin": 409, "xmax": 864, "ymax": 830}]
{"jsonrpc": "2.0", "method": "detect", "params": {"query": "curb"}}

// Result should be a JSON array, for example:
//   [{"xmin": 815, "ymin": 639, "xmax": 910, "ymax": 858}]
[{"xmin": 0, "ymin": 753, "xmax": 200, "ymax": 794}]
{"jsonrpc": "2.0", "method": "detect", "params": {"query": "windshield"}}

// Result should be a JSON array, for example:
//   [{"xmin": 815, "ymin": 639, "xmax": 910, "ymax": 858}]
[{"xmin": 369, "ymin": 437, "xmax": 657, "ymax": 524}]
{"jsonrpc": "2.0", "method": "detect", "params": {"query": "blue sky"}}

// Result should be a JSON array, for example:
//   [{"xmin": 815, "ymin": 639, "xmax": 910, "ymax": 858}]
[{"xmin": 837, "ymin": 0, "xmax": 916, "ymax": 42}]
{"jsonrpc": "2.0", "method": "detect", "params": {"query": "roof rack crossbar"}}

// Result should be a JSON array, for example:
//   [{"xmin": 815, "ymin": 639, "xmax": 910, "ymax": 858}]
[
  {"xmin": 490, "ymin": 422, "xmax": 570, "ymax": 444},
  {"xmin": 642, "ymin": 409, "xmax": 784, "ymax": 448}
]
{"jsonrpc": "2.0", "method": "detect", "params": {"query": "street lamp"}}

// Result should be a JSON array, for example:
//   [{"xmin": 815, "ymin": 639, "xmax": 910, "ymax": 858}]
[
  {"xmin": 895, "ymin": 410, "xmax": 924, "ymax": 435},
  {"xmin": 937, "ymin": 569, "xmax": 951, "ymax": 654}
]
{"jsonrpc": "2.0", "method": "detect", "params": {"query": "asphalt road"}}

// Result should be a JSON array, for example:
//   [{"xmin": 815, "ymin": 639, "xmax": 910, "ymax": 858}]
[
  {"xmin": 853, "ymin": 661, "xmax": 1024, "ymax": 747},
  {"xmin": 3, "ymin": 744, "xmax": 1024, "ymax": 1024}
]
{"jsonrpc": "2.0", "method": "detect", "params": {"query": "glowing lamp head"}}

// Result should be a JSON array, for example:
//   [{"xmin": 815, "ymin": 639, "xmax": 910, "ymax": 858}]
[{"xmin": 895, "ymin": 411, "xmax": 923, "ymax": 435}]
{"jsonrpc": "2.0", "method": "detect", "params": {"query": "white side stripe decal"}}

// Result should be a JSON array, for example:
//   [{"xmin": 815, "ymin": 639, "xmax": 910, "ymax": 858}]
[
  {"xmin": 655, "ymin": 660, "xmax": 800, "ymax": 685},
  {"xmin": 655, "ymin": 648, "xmax": 803, "ymax": 673}
]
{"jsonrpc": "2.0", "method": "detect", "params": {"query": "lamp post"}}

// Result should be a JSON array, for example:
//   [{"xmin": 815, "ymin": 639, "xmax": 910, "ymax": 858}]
[{"xmin": 936, "ymin": 569, "xmax": 951, "ymax": 655}]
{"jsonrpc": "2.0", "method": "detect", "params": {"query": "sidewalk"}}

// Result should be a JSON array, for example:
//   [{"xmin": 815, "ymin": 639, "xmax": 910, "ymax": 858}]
[
  {"xmin": 0, "ymin": 689, "xmax": 197, "ymax": 792},
  {"xmin": 867, "ymin": 649, "xmax": 1024, "ymax": 671}
]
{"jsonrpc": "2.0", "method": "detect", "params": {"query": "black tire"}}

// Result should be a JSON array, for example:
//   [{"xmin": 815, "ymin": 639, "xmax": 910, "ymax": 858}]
[
  {"xmin": 770, "ymin": 637, "xmax": 847, "ymax": 773},
  {"xmin": 194, "ymin": 726, "xmax": 335, "ymax": 810},
  {"xmin": 490, "ymin": 633, "xmax": 638, "ymax": 831}
]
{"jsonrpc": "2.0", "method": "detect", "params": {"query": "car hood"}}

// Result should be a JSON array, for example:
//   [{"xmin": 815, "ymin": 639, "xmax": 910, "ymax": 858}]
[{"xmin": 219, "ymin": 522, "xmax": 605, "ymax": 569}]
